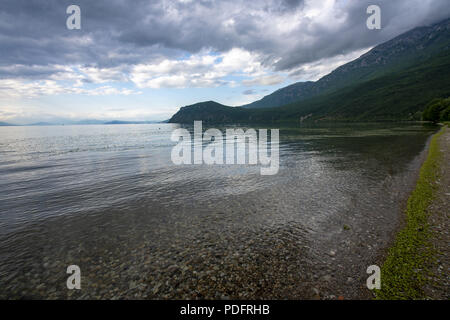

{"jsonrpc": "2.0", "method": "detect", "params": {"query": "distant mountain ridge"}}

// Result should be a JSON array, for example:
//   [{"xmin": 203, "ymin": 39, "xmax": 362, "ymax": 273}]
[
  {"xmin": 169, "ymin": 17, "xmax": 450, "ymax": 123},
  {"xmin": 0, "ymin": 121, "xmax": 15, "ymax": 126},
  {"xmin": 244, "ymin": 17, "xmax": 450, "ymax": 109},
  {"xmin": 0, "ymin": 120, "xmax": 163, "ymax": 126}
]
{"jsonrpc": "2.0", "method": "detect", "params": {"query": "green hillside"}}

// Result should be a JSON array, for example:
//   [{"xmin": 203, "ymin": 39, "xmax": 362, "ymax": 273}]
[
  {"xmin": 249, "ymin": 50, "xmax": 450, "ymax": 122},
  {"xmin": 243, "ymin": 18, "xmax": 450, "ymax": 109}
]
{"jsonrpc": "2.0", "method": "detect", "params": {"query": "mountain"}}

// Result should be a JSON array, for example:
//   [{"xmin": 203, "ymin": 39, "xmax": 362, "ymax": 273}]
[
  {"xmin": 28, "ymin": 122, "xmax": 59, "ymax": 126},
  {"xmin": 169, "ymin": 101, "xmax": 252, "ymax": 124},
  {"xmin": 26, "ymin": 119, "xmax": 105, "ymax": 126},
  {"xmin": 242, "ymin": 81, "xmax": 317, "ymax": 109},
  {"xmin": 248, "ymin": 49, "xmax": 450, "ymax": 122},
  {"xmin": 169, "ymin": 18, "xmax": 450, "ymax": 123},
  {"xmin": 244, "ymin": 17, "xmax": 450, "ymax": 109},
  {"xmin": 72, "ymin": 119, "xmax": 106, "ymax": 125},
  {"xmin": 0, "ymin": 121, "xmax": 15, "ymax": 126},
  {"xmin": 103, "ymin": 120, "xmax": 160, "ymax": 125},
  {"xmin": 23, "ymin": 119, "xmax": 160, "ymax": 126}
]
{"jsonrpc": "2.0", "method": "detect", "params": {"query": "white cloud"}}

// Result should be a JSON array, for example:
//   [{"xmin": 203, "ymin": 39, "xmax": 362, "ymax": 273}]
[
  {"xmin": 0, "ymin": 79, "xmax": 140, "ymax": 98},
  {"xmin": 130, "ymin": 48, "xmax": 268, "ymax": 89},
  {"xmin": 77, "ymin": 66, "xmax": 129, "ymax": 84},
  {"xmin": 242, "ymin": 74, "xmax": 285, "ymax": 86}
]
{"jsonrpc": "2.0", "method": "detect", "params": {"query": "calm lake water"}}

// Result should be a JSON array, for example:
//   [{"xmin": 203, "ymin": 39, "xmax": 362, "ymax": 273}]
[{"xmin": 0, "ymin": 123, "xmax": 437, "ymax": 299}]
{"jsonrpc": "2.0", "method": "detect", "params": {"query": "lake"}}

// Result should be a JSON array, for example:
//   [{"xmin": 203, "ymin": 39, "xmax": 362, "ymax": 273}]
[{"xmin": 0, "ymin": 123, "xmax": 437, "ymax": 299}]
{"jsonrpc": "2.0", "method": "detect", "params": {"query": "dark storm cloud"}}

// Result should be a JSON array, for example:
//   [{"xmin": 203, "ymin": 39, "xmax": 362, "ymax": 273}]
[
  {"xmin": 0, "ymin": 65, "xmax": 64, "ymax": 79},
  {"xmin": 271, "ymin": 0, "xmax": 450, "ymax": 71},
  {"xmin": 0, "ymin": 0, "xmax": 449, "ymax": 78}
]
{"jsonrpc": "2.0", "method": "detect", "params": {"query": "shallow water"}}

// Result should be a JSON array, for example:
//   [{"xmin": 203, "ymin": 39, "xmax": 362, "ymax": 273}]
[{"xmin": 0, "ymin": 123, "xmax": 437, "ymax": 299}]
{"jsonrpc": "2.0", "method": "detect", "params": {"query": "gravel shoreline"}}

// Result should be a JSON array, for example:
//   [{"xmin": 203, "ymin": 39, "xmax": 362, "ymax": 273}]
[{"xmin": 423, "ymin": 126, "xmax": 450, "ymax": 299}]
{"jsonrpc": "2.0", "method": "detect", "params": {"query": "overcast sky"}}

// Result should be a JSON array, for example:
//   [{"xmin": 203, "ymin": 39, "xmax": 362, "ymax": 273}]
[{"xmin": 0, "ymin": 0, "xmax": 449, "ymax": 123}]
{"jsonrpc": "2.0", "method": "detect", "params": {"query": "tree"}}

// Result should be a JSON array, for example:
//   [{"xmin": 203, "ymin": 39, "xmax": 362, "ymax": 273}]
[
  {"xmin": 422, "ymin": 98, "xmax": 450, "ymax": 123},
  {"xmin": 440, "ymin": 106, "xmax": 450, "ymax": 121}
]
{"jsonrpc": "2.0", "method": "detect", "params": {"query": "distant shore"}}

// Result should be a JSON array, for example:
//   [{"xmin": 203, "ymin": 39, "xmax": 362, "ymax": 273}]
[{"xmin": 377, "ymin": 124, "xmax": 449, "ymax": 299}]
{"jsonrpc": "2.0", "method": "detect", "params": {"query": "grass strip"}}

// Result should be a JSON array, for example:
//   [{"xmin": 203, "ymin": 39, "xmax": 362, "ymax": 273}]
[{"xmin": 376, "ymin": 126, "xmax": 446, "ymax": 299}]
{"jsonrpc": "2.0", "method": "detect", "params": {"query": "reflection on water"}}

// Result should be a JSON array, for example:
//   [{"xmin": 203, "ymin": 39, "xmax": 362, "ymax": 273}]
[{"xmin": 0, "ymin": 123, "xmax": 437, "ymax": 299}]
